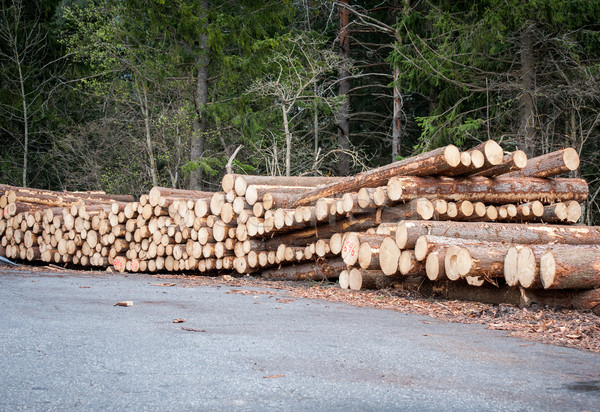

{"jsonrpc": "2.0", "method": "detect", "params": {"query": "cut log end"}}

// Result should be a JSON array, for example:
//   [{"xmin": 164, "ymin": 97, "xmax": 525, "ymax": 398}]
[
  {"xmin": 504, "ymin": 246, "xmax": 520, "ymax": 287},
  {"xmin": 563, "ymin": 147, "xmax": 580, "ymax": 171},
  {"xmin": 517, "ymin": 247, "xmax": 537, "ymax": 288},
  {"xmin": 380, "ymin": 237, "xmax": 401, "ymax": 275},
  {"xmin": 540, "ymin": 251, "xmax": 556, "ymax": 289}
]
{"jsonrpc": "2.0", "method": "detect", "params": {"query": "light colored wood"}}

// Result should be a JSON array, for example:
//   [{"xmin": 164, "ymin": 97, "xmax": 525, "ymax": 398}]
[
  {"xmin": 500, "ymin": 148, "xmax": 580, "ymax": 178},
  {"xmin": 292, "ymin": 145, "xmax": 461, "ymax": 206},
  {"xmin": 387, "ymin": 175, "xmax": 588, "ymax": 204}
]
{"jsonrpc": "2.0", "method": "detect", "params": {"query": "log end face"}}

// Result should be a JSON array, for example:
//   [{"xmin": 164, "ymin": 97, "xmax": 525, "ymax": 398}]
[
  {"xmin": 513, "ymin": 150, "xmax": 528, "ymax": 169},
  {"xmin": 517, "ymin": 247, "xmax": 537, "ymax": 288},
  {"xmin": 460, "ymin": 151, "xmax": 472, "ymax": 168},
  {"xmin": 444, "ymin": 245, "xmax": 462, "ymax": 281},
  {"xmin": 222, "ymin": 174, "xmax": 236, "ymax": 193},
  {"xmin": 444, "ymin": 145, "xmax": 461, "ymax": 167},
  {"xmin": 504, "ymin": 246, "xmax": 519, "ymax": 287},
  {"xmin": 380, "ymin": 237, "xmax": 400, "ymax": 275},
  {"xmin": 470, "ymin": 150, "xmax": 485, "ymax": 168},
  {"xmin": 563, "ymin": 148, "xmax": 580, "ymax": 171},
  {"xmin": 386, "ymin": 177, "xmax": 403, "ymax": 201},
  {"xmin": 348, "ymin": 268, "xmax": 363, "ymax": 290},
  {"xmin": 425, "ymin": 252, "xmax": 442, "ymax": 281},
  {"xmin": 456, "ymin": 248, "xmax": 472, "ymax": 277},
  {"xmin": 341, "ymin": 233, "xmax": 360, "ymax": 266},
  {"xmin": 540, "ymin": 251, "xmax": 556, "ymax": 289},
  {"xmin": 339, "ymin": 270, "xmax": 350, "ymax": 289},
  {"xmin": 417, "ymin": 198, "xmax": 434, "ymax": 220},
  {"xmin": 484, "ymin": 140, "xmax": 504, "ymax": 165},
  {"xmin": 358, "ymin": 243, "xmax": 373, "ymax": 269},
  {"xmin": 414, "ymin": 235, "xmax": 428, "ymax": 261}
]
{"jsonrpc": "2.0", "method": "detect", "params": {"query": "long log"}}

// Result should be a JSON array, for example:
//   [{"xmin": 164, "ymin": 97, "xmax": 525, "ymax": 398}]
[
  {"xmin": 398, "ymin": 250, "xmax": 424, "ymax": 276},
  {"xmin": 540, "ymin": 245, "xmax": 600, "ymax": 289},
  {"xmin": 259, "ymin": 258, "xmax": 346, "ymax": 281},
  {"xmin": 455, "ymin": 243, "xmax": 510, "ymax": 278},
  {"xmin": 221, "ymin": 174, "xmax": 345, "ymax": 195},
  {"xmin": 387, "ymin": 176, "xmax": 588, "ymax": 204},
  {"xmin": 470, "ymin": 150, "xmax": 528, "ymax": 177},
  {"xmin": 395, "ymin": 220, "xmax": 600, "ymax": 250},
  {"xmin": 292, "ymin": 145, "xmax": 461, "ymax": 206},
  {"xmin": 348, "ymin": 268, "xmax": 402, "ymax": 290},
  {"xmin": 500, "ymin": 148, "xmax": 580, "ymax": 178},
  {"xmin": 245, "ymin": 185, "xmax": 313, "ymax": 206}
]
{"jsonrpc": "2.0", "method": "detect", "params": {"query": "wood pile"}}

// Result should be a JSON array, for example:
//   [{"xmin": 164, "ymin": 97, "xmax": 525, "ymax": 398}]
[{"xmin": 1, "ymin": 142, "xmax": 599, "ymax": 315}]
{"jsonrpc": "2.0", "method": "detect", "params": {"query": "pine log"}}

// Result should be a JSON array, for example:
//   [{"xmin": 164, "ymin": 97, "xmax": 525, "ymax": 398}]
[
  {"xmin": 395, "ymin": 220, "xmax": 600, "ymax": 250},
  {"xmin": 425, "ymin": 248, "xmax": 450, "ymax": 281},
  {"xmin": 245, "ymin": 185, "xmax": 313, "ymax": 206},
  {"xmin": 348, "ymin": 268, "xmax": 402, "ymax": 290},
  {"xmin": 358, "ymin": 242, "xmax": 380, "ymax": 270},
  {"xmin": 339, "ymin": 270, "xmax": 350, "ymax": 289},
  {"xmin": 414, "ymin": 234, "xmax": 481, "ymax": 262},
  {"xmin": 341, "ymin": 233, "xmax": 387, "ymax": 266},
  {"xmin": 387, "ymin": 175, "xmax": 588, "ymax": 204},
  {"xmin": 292, "ymin": 145, "xmax": 461, "ymax": 206},
  {"xmin": 260, "ymin": 258, "xmax": 346, "ymax": 281},
  {"xmin": 539, "ymin": 245, "xmax": 600, "ymax": 289},
  {"xmin": 443, "ymin": 245, "xmax": 463, "ymax": 281},
  {"xmin": 380, "ymin": 237, "xmax": 401, "ymax": 276},
  {"xmin": 445, "ymin": 149, "xmax": 485, "ymax": 176},
  {"xmin": 500, "ymin": 148, "xmax": 580, "ymax": 178},
  {"xmin": 469, "ymin": 140, "xmax": 504, "ymax": 167},
  {"xmin": 455, "ymin": 243, "xmax": 510, "ymax": 278},
  {"xmin": 148, "ymin": 186, "xmax": 213, "ymax": 207},
  {"xmin": 470, "ymin": 150, "xmax": 528, "ymax": 177},
  {"xmin": 399, "ymin": 250, "xmax": 424, "ymax": 276},
  {"xmin": 222, "ymin": 174, "xmax": 344, "ymax": 195}
]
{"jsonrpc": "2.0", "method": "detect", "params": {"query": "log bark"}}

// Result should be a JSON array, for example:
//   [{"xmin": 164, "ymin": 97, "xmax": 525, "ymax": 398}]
[
  {"xmin": 395, "ymin": 220, "xmax": 600, "ymax": 250},
  {"xmin": 399, "ymin": 250, "xmax": 424, "ymax": 276},
  {"xmin": 341, "ymin": 233, "xmax": 387, "ymax": 266},
  {"xmin": 500, "ymin": 148, "xmax": 580, "ymax": 178},
  {"xmin": 470, "ymin": 150, "xmax": 528, "ymax": 177},
  {"xmin": 245, "ymin": 185, "xmax": 313, "ymax": 206},
  {"xmin": 348, "ymin": 268, "xmax": 402, "ymax": 290},
  {"xmin": 221, "ymin": 174, "xmax": 344, "ymax": 195},
  {"xmin": 540, "ymin": 245, "xmax": 600, "ymax": 289},
  {"xmin": 292, "ymin": 145, "xmax": 461, "ymax": 206},
  {"xmin": 260, "ymin": 258, "xmax": 346, "ymax": 281},
  {"xmin": 148, "ymin": 186, "xmax": 212, "ymax": 207},
  {"xmin": 455, "ymin": 243, "xmax": 510, "ymax": 278},
  {"xmin": 387, "ymin": 176, "xmax": 588, "ymax": 204}
]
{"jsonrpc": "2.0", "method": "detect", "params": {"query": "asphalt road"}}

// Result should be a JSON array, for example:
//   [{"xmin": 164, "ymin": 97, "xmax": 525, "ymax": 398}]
[{"xmin": 0, "ymin": 267, "xmax": 599, "ymax": 411}]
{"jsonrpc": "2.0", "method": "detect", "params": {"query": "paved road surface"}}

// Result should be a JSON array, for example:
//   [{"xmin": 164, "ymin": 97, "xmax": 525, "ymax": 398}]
[{"xmin": 0, "ymin": 268, "xmax": 599, "ymax": 411}]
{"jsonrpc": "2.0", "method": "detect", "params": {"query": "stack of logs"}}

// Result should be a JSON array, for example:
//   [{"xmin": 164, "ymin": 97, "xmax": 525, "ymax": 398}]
[{"xmin": 1, "ymin": 140, "xmax": 599, "ymax": 314}]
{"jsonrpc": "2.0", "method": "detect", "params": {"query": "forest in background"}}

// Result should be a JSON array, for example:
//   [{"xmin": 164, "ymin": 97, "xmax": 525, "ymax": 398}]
[{"xmin": 1, "ymin": 0, "xmax": 600, "ymax": 222}]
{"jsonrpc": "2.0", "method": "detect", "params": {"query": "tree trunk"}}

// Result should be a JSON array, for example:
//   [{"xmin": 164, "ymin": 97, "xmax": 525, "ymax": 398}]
[
  {"xmin": 282, "ymin": 102, "xmax": 292, "ymax": 177},
  {"xmin": 136, "ymin": 80, "xmax": 158, "ymax": 187},
  {"xmin": 17, "ymin": 58, "xmax": 28, "ymax": 187},
  {"xmin": 190, "ymin": 6, "xmax": 209, "ymax": 190},
  {"xmin": 518, "ymin": 21, "xmax": 536, "ymax": 157},
  {"xmin": 337, "ymin": 0, "xmax": 351, "ymax": 175},
  {"xmin": 392, "ymin": 66, "xmax": 402, "ymax": 160}
]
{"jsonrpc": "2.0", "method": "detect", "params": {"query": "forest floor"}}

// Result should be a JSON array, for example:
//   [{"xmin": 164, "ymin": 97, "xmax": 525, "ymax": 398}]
[{"xmin": 6, "ymin": 263, "xmax": 600, "ymax": 354}]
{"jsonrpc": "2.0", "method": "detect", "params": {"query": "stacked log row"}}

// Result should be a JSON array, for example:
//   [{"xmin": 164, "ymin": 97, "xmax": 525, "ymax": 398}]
[{"xmin": 0, "ymin": 142, "xmax": 598, "ymax": 315}]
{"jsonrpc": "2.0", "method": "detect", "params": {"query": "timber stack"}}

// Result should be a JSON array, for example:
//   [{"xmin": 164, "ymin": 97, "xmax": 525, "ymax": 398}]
[{"xmin": 0, "ymin": 141, "xmax": 598, "ymax": 315}]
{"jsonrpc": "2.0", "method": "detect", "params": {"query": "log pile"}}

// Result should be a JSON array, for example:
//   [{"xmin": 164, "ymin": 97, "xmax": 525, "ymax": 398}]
[{"xmin": 1, "ymin": 142, "xmax": 598, "ymax": 315}]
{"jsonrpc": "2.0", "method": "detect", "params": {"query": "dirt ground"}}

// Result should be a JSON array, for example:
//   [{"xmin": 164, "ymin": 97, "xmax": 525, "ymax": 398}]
[{"xmin": 6, "ymin": 263, "xmax": 600, "ymax": 354}]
